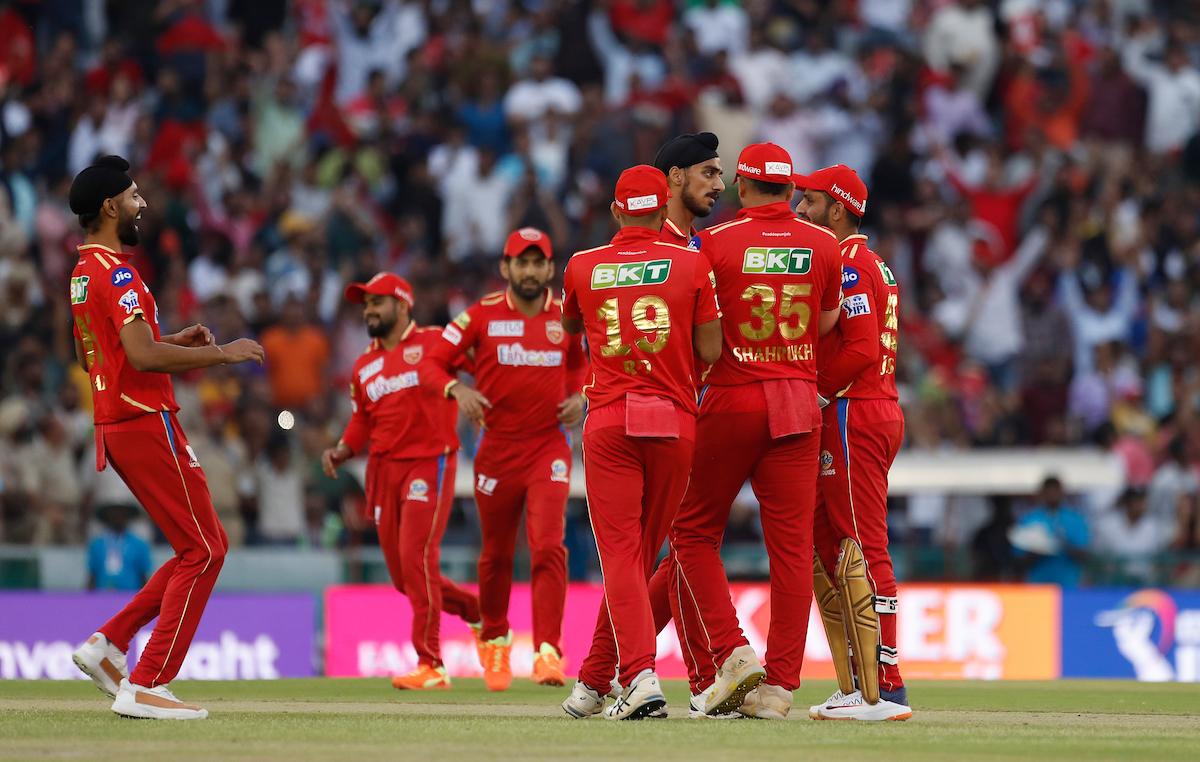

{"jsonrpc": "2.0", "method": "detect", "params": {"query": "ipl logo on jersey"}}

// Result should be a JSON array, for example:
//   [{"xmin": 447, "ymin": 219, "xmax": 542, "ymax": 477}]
[
  {"xmin": 118, "ymin": 288, "xmax": 141, "ymax": 315},
  {"xmin": 403, "ymin": 345, "xmax": 423, "ymax": 365},
  {"xmin": 545, "ymin": 320, "xmax": 564, "ymax": 344},
  {"xmin": 406, "ymin": 479, "xmax": 430, "ymax": 502},
  {"xmin": 550, "ymin": 458, "xmax": 569, "ymax": 483},
  {"xmin": 820, "ymin": 450, "xmax": 835, "ymax": 476}
]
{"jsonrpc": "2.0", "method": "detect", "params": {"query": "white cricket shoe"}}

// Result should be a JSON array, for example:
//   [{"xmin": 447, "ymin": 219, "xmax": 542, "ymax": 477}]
[
  {"xmin": 704, "ymin": 645, "xmax": 765, "ymax": 716},
  {"xmin": 562, "ymin": 681, "xmax": 606, "ymax": 719},
  {"xmin": 72, "ymin": 632, "xmax": 128, "ymax": 698},
  {"xmin": 688, "ymin": 685, "xmax": 741, "ymax": 719},
  {"xmin": 815, "ymin": 690, "xmax": 912, "ymax": 721},
  {"xmin": 111, "ymin": 679, "xmax": 209, "ymax": 720},
  {"xmin": 605, "ymin": 673, "xmax": 667, "ymax": 721},
  {"xmin": 738, "ymin": 683, "xmax": 792, "ymax": 719},
  {"xmin": 809, "ymin": 688, "xmax": 847, "ymax": 719}
]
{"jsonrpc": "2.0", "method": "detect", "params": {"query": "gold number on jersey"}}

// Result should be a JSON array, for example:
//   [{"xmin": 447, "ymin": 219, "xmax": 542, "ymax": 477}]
[
  {"xmin": 74, "ymin": 314, "xmax": 103, "ymax": 371},
  {"xmin": 738, "ymin": 283, "xmax": 812, "ymax": 341},
  {"xmin": 598, "ymin": 296, "xmax": 672, "ymax": 357},
  {"xmin": 883, "ymin": 293, "xmax": 899, "ymax": 331},
  {"xmin": 880, "ymin": 356, "xmax": 896, "ymax": 376}
]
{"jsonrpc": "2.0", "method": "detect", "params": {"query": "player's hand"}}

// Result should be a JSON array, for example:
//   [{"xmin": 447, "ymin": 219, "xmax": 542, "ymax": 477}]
[
  {"xmin": 219, "ymin": 338, "xmax": 265, "ymax": 365},
  {"xmin": 171, "ymin": 324, "xmax": 215, "ymax": 347},
  {"xmin": 817, "ymin": 394, "xmax": 831, "ymax": 409},
  {"xmin": 557, "ymin": 393, "xmax": 585, "ymax": 426},
  {"xmin": 322, "ymin": 442, "xmax": 353, "ymax": 479},
  {"xmin": 451, "ymin": 384, "xmax": 491, "ymax": 427}
]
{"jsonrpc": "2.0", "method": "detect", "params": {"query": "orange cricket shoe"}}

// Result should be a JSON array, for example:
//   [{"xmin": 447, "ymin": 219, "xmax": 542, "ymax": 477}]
[
  {"xmin": 532, "ymin": 642, "xmax": 566, "ymax": 686},
  {"xmin": 480, "ymin": 631, "xmax": 513, "ymax": 692},
  {"xmin": 391, "ymin": 664, "xmax": 451, "ymax": 690}
]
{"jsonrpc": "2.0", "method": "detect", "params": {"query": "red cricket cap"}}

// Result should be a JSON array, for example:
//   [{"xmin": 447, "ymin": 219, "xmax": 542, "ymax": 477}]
[
  {"xmin": 503, "ymin": 227, "xmax": 553, "ymax": 258},
  {"xmin": 614, "ymin": 164, "xmax": 670, "ymax": 216},
  {"xmin": 735, "ymin": 142, "xmax": 794, "ymax": 184},
  {"xmin": 792, "ymin": 164, "xmax": 868, "ymax": 217},
  {"xmin": 344, "ymin": 272, "xmax": 414, "ymax": 306}
]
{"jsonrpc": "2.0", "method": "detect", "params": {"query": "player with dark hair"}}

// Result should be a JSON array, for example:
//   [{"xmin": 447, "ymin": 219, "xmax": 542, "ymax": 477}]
[
  {"xmin": 422, "ymin": 227, "xmax": 587, "ymax": 691},
  {"xmin": 560, "ymin": 165, "xmax": 723, "ymax": 720},
  {"xmin": 68, "ymin": 156, "xmax": 264, "ymax": 720},
  {"xmin": 796, "ymin": 164, "xmax": 911, "ymax": 721},
  {"xmin": 322, "ymin": 273, "xmax": 482, "ymax": 691},
  {"xmin": 652, "ymin": 131, "xmax": 725, "ymax": 248}
]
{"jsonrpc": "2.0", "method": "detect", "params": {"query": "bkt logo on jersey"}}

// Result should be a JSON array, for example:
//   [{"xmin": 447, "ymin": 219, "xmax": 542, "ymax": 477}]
[
  {"xmin": 591, "ymin": 259, "xmax": 671, "ymax": 288},
  {"xmin": 111, "ymin": 267, "xmax": 134, "ymax": 287},
  {"xmin": 742, "ymin": 248, "xmax": 812, "ymax": 275}
]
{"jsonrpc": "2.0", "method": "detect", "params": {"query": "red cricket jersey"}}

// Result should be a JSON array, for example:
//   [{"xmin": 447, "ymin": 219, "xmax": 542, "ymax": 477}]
[
  {"xmin": 69, "ymin": 244, "xmax": 179, "ymax": 424},
  {"xmin": 697, "ymin": 202, "xmax": 842, "ymax": 386},
  {"xmin": 341, "ymin": 322, "xmax": 459, "ymax": 459},
  {"xmin": 423, "ymin": 288, "xmax": 588, "ymax": 438},
  {"xmin": 818, "ymin": 234, "xmax": 900, "ymax": 401},
  {"xmin": 562, "ymin": 227, "xmax": 720, "ymax": 414},
  {"xmin": 660, "ymin": 217, "xmax": 698, "ymax": 248}
]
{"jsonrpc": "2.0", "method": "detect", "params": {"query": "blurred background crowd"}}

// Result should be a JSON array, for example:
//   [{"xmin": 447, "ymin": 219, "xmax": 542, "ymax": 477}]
[{"xmin": 2, "ymin": 0, "xmax": 1200, "ymax": 588}]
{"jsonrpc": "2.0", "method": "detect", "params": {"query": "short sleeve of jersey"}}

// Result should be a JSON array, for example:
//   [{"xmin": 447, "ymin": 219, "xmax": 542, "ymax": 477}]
[
  {"xmin": 102, "ymin": 265, "xmax": 148, "ymax": 333},
  {"xmin": 693, "ymin": 256, "xmax": 721, "ymax": 325},
  {"xmin": 440, "ymin": 303, "xmax": 481, "ymax": 350},
  {"xmin": 820, "ymin": 239, "xmax": 843, "ymax": 312},
  {"xmin": 561, "ymin": 259, "xmax": 581, "ymax": 320}
]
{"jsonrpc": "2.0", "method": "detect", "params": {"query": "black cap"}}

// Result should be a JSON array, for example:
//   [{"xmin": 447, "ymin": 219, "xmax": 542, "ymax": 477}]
[
  {"xmin": 69, "ymin": 155, "xmax": 133, "ymax": 217},
  {"xmin": 652, "ymin": 132, "xmax": 720, "ymax": 175}
]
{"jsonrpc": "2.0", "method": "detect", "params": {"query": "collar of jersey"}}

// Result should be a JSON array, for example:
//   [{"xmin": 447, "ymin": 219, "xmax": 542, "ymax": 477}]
[
  {"xmin": 662, "ymin": 217, "xmax": 694, "ymax": 240},
  {"xmin": 735, "ymin": 201, "xmax": 796, "ymax": 221},
  {"xmin": 610, "ymin": 226, "xmax": 662, "ymax": 246},
  {"xmin": 370, "ymin": 320, "xmax": 417, "ymax": 351},
  {"xmin": 77, "ymin": 242, "xmax": 126, "ymax": 260}
]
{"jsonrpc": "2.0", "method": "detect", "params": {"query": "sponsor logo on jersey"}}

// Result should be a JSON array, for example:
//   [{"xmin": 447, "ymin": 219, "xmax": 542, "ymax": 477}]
[
  {"xmin": 842, "ymin": 293, "xmax": 871, "ymax": 318},
  {"xmin": 545, "ymin": 320, "xmax": 564, "ymax": 344},
  {"xmin": 406, "ymin": 479, "xmax": 430, "ymax": 502},
  {"xmin": 111, "ymin": 267, "xmax": 134, "ymax": 287},
  {"xmin": 442, "ymin": 324, "xmax": 464, "ymax": 346},
  {"xmin": 359, "ymin": 358, "xmax": 385, "ymax": 383},
  {"xmin": 452, "ymin": 312, "xmax": 472, "ymax": 329},
  {"xmin": 590, "ymin": 259, "xmax": 672, "ymax": 288},
  {"xmin": 69, "ymin": 275, "xmax": 90, "ymax": 304},
  {"xmin": 742, "ymin": 247, "xmax": 812, "ymax": 274},
  {"xmin": 842, "ymin": 266, "xmax": 860, "ymax": 288},
  {"xmin": 184, "ymin": 444, "xmax": 201, "ymax": 469},
  {"xmin": 488, "ymin": 320, "xmax": 524, "ymax": 337},
  {"xmin": 550, "ymin": 458, "xmax": 569, "ymax": 483},
  {"xmin": 403, "ymin": 345, "xmax": 423, "ymax": 365},
  {"xmin": 877, "ymin": 259, "xmax": 897, "ymax": 286},
  {"xmin": 476, "ymin": 474, "xmax": 498, "ymax": 496},
  {"xmin": 820, "ymin": 449, "xmax": 835, "ymax": 476},
  {"xmin": 365, "ymin": 371, "xmax": 419, "ymax": 402},
  {"xmin": 688, "ymin": 235, "xmax": 702, "ymax": 250},
  {"xmin": 497, "ymin": 343, "xmax": 564, "ymax": 367},
  {"xmin": 118, "ymin": 288, "xmax": 141, "ymax": 314}
]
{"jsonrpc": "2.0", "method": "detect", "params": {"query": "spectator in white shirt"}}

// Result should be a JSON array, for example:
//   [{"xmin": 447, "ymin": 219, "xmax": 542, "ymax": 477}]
[
  {"xmin": 503, "ymin": 55, "xmax": 583, "ymax": 125},
  {"xmin": 1148, "ymin": 437, "xmax": 1199, "ymax": 525},
  {"xmin": 922, "ymin": 0, "xmax": 1000, "ymax": 100},
  {"xmin": 254, "ymin": 434, "xmax": 305, "ymax": 545},
  {"xmin": 331, "ymin": 0, "xmax": 427, "ymax": 104},
  {"xmin": 1056, "ymin": 252, "xmax": 1140, "ymax": 375},
  {"xmin": 1094, "ymin": 487, "xmax": 1170, "ymax": 584},
  {"xmin": 728, "ymin": 28, "xmax": 790, "ymax": 113},
  {"xmin": 1122, "ymin": 26, "xmax": 1200, "ymax": 155},
  {"xmin": 441, "ymin": 149, "xmax": 515, "ymax": 262},
  {"xmin": 683, "ymin": 0, "xmax": 748, "ymax": 57}
]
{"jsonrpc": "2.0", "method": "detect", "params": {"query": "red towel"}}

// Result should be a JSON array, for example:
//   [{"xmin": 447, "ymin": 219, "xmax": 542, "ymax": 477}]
[
  {"xmin": 762, "ymin": 379, "xmax": 821, "ymax": 439},
  {"xmin": 625, "ymin": 393, "xmax": 680, "ymax": 438}
]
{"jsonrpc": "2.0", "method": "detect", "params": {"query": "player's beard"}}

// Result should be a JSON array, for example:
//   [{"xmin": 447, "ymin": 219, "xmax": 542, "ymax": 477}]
[
  {"xmin": 510, "ymin": 276, "xmax": 548, "ymax": 302},
  {"xmin": 117, "ymin": 209, "xmax": 140, "ymax": 246},
  {"xmin": 366, "ymin": 311, "xmax": 397, "ymax": 338},
  {"xmin": 682, "ymin": 176, "xmax": 719, "ymax": 218}
]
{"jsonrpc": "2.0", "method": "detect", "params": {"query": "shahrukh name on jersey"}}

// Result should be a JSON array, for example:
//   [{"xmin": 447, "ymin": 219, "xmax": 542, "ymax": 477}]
[
  {"xmin": 732, "ymin": 344, "xmax": 814, "ymax": 363},
  {"xmin": 365, "ymin": 371, "xmax": 419, "ymax": 402},
  {"xmin": 496, "ymin": 343, "xmax": 564, "ymax": 367}
]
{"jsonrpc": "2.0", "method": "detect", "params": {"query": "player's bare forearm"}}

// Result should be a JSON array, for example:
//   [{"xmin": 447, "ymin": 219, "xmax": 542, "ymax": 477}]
[
  {"xmin": 818, "ymin": 307, "xmax": 841, "ymax": 336},
  {"xmin": 161, "ymin": 324, "xmax": 215, "ymax": 348},
  {"xmin": 693, "ymin": 318, "xmax": 723, "ymax": 364},
  {"xmin": 120, "ymin": 319, "xmax": 264, "ymax": 373},
  {"xmin": 74, "ymin": 335, "xmax": 89, "ymax": 372}
]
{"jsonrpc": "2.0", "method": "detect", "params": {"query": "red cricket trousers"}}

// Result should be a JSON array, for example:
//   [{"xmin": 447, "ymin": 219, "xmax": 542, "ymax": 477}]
[
  {"xmin": 814, "ymin": 397, "xmax": 905, "ymax": 691},
  {"xmin": 577, "ymin": 405, "xmax": 695, "ymax": 691},
  {"xmin": 367, "ymin": 453, "xmax": 480, "ymax": 668},
  {"xmin": 473, "ymin": 429, "xmax": 570, "ymax": 651},
  {"xmin": 96, "ymin": 411, "xmax": 227, "ymax": 688},
  {"xmin": 670, "ymin": 384, "xmax": 820, "ymax": 692}
]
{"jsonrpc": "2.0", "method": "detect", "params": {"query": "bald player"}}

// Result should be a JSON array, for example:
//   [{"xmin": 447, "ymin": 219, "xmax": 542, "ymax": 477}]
[{"xmin": 795, "ymin": 165, "xmax": 911, "ymax": 722}]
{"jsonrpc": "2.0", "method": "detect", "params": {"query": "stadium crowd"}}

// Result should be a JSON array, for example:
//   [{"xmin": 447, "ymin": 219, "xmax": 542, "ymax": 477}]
[{"xmin": 1, "ymin": 0, "xmax": 1200, "ymax": 587}]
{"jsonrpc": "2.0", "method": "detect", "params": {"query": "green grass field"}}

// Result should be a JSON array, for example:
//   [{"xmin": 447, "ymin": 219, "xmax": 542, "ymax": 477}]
[{"xmin": 1, "ymin": 678, "xmax": 1197, "ymax": 761}]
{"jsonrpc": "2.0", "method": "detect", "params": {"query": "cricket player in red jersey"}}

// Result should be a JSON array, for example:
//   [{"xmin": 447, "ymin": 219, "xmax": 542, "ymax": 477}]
[
  {"xmin": 321, "ymin": 273, "xmax": 482, "ymax": 691},
  {"xmin": 795, "ymin": 165, "xmax": 911, "ymax": 721},
  {"xmin": 653, "ymin": 131, "xmax": 725, "ymax": 248},
  {"xmin": 559, "ymin": 165, "xmax": 722, "ymax": 720},
  {"xmin": 67, "ymin": 156, "xmax": 265, "ymax": 720},
  {"xmin": 421, "ymin": 227, "xmax": 587, "ymax": 691},
  {"xmin": 668, "ymin": 143, "xmax": 843, "ymax": 721}
]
